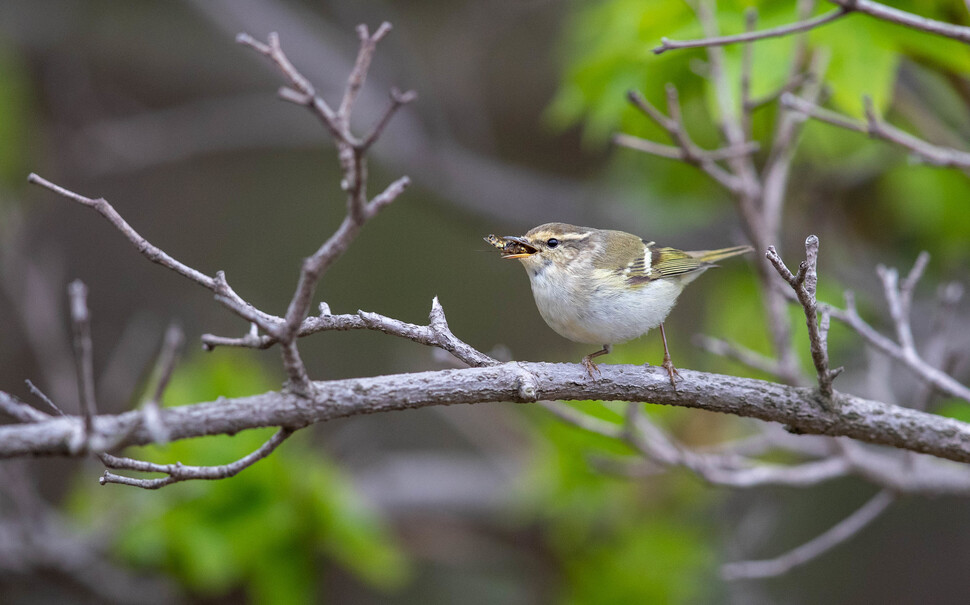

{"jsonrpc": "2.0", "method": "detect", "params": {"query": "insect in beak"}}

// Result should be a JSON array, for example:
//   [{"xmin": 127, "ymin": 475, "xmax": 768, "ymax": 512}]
[{"xmin": 484, "ymin": 234, "xmax": 538, "ymax": 259}]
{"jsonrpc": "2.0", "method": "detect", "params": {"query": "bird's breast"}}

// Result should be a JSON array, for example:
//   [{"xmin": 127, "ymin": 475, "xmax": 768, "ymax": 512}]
[{"xmin": 528, "ymin": 270, "xmax": 687, "ymax": 345}]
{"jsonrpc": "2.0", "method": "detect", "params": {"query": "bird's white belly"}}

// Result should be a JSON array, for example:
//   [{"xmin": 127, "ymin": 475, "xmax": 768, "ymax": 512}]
[{"xmin": 530, "ymin": 274, "xmax": 688, "ymax": 345}]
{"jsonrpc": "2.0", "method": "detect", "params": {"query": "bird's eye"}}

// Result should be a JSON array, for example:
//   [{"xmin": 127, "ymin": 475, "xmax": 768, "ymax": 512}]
[{"xmin": 546, "ymin": 238, "xmax": 560, "ymax": 249}]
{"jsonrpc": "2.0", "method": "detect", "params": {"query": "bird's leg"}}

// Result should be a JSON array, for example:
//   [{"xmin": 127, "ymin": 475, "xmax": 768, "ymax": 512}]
[
  {"xmin": 581, "ymin": 344, "xmax": 612, "ymax": 377},
  {"xmin": 659, "ymin": 323, "xmax": 681, "ymax": 386}
]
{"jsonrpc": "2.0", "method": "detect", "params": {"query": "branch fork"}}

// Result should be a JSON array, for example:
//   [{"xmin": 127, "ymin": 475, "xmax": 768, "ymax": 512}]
[{"xmin": 767, "ymin": 236, "xmax": 843, "ymax": 401}]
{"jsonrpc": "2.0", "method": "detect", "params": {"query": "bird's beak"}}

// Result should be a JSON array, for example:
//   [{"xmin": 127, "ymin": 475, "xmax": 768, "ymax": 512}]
[{"xmin": 484, "ymin": 234, "xmax": 538, "ymax": 259}]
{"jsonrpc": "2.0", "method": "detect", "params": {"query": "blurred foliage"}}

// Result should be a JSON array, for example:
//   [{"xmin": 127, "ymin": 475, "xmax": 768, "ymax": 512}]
[
  {"xmin": 0, "ymin": 42, "xmax": 30, "ymax": 191},
  {"xmin": 519, "ymin": 401, "xmax": 716, "ymax": 603},
  {"xmin": 549, "ymin": 0, "xmax": 970, "ymax": 143},
  {"xmin": 548, "ymin": 0, "xmax": 970, "ymax": 265},
  {"xmin": 67, "ymin": 352, "xmax": 409, "ymax": 604}
]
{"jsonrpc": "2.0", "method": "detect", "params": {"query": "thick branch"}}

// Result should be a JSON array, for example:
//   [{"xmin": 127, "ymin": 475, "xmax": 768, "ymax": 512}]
[{"xmin": 5, "ymin": 363, "xmax": 970, "ymax": 464}]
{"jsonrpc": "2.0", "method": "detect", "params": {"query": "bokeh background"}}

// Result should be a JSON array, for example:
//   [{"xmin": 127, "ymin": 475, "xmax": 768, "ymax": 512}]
[{"xmin": 1, "ymin": 0, "xmax": 970, "ymax": 603}]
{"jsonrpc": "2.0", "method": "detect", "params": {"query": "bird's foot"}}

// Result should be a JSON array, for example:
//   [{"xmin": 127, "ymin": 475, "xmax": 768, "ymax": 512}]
[
  {"xmin": 581, "ymin": 355, "xmax": 601, "ymax": 378},
  {"xmin": 661, "ymin": 354, "xmax": 681, "ymax": 387}
]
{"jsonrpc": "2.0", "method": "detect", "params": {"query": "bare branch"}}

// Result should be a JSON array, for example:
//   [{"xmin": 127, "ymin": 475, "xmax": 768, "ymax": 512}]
[
  {"xmin": 360, "ymin": 88, "xmax": 418, "ymax": 152},
  {"xmin": 236, "ymin": 31, "xmax": 343, "ymax": 141},
  {"xmin": 0, "ymin": 391, "xmax": 50, "ymax": 424},
  {"xmin": 612, "ymin": 133, "xmax": 758, "ymax": 162},
  {"xmin": 740, "ymin": 8, "xmax": 757, "ymax": 140},
  {"xmin": 140, "ymin": 323, "xmax": 185, "ymax": 444},
  {"xmin": 654, "ymin": 7, "xmax": 848, "ymax": 54},
  {"xmin": 204, "ymin": 297, "xmax": 496, "ymax": 367},
  {"xmin": 620, "ymin": 89, "xmax": 747, "ymax": 194},
  {"xmin": 762, "ymin": 49, "xmax": 829, "ymax": 240},
  {"xmin": 238, "ymin": 30, "xmax": 415, "ymax": 394},
  {"xmin": 366, "ymin": 175, "xmax": 411, "ymax": 218},
  {"xmin": 693, "ymin": 334, "xmax": 807, "ymax": 384},
  {"xmin": 28, "ymin": 174, "xmax": 277, "ymax": 329},
  {"xmin": 828, "ymin": 0, "xmax": 970, "ymax": 44},
  {"xmin": 99, "ymin": 427, "xmax": 294, "ymax": 489},
  {"xmin": 338, "ymin": 22, "xmax": 393, "ymax": 122},
  {"xmin": 912, "ymin": 282, "xmax": 966, "ymax": 410},
  {"xmin": 722, "ymin": 489, "xmax": 895, "ymax": 580},
  {"xmin": 821, "ymin": 265, "xmax": 970, "ymax": 403},
  {"xmin": 782, "ymin": 94, "xmax": 970, "ymax": 169},
  {"xmin": 537, "ymin": 401, "xmax": 624, "ymax": 439},
  {"xmin": 767, "ymin": 237, "xmax": 841, "ymax": 400},
  {"xmin": 68, "ymin": 280, "xmax": 97, "ymax": 442},
  {"xmin": 25, "ymin": 379, "xmax": 63, "ymax": 416}
]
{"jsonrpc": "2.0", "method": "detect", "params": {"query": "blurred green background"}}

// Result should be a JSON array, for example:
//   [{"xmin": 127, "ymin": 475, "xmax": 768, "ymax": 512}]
[{"xmin": 1, "ymin": 0, "xmax": 969, "ymax": 603}]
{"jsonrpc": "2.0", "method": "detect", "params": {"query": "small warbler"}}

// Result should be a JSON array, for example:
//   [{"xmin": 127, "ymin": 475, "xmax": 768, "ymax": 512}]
[{"xmin": 486, "ymin": 223, "xmax": 752, "ymax": 384}]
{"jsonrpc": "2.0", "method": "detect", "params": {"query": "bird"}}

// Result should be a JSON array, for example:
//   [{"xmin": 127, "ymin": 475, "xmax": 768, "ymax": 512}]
[{"xmin": 486, "ymin": 223, "xmax": 752, "ymax": 384}]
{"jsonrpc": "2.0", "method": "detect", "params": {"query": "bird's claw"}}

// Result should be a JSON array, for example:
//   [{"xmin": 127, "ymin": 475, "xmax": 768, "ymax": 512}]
[
  {"xmin": 582, "ymin": 355, "xmax": 601, "ymax": 378},
  {"xmin": 662, "ymin": 355, "xmax": 681, "ymax": 387}
]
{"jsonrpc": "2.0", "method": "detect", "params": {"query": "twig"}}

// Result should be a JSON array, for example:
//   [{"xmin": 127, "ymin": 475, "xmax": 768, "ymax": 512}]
[
  {"xmin": 820, "ymin": 261, "xmax": 970, "ymax": 403},
  {"xmin": 25, "ymin": 379, "xmax": 63, "ymax": 416},
  {"xmin": 140, "ymin": 323, "xmax": 185, "ymax": 444},
  {"xmin": 621, "ymin": 89, "xmax": 746, "ymax": 194},
  {"xmin": 339, "ymin": 23, "xmax": 393, "ymax": 122},
  {"xmin": 622, "ymin": 404, "xmax": 849, "ymax": 488},
  {"xmin": 239, "ymin": 29, "xmax": 412, "ymax": 394},
  {"xmin": 693, "ymin": 334, "xmax": 807, "ymax": 384},
  {"xmin": 203, "ymin": 301, "xmax": 498, "ymax": 369},
  {"xmin": 0, "ymin": 392, "xmax": 50, "ymax": 424},
  {"xmin": 877, "ymin": 253, "xmax": 929, "ymax": 355},
  {"xmin": 827, "ymin": 0, "xmax": 970, "ymax": 44},
  {"xmin": 721, "ymin": 489, "xmax": 895, "ymax": 580},
  {"xmin": 236, "ymin": 32, "xmax": 343, "ymax": 142},
  {"xmin": 762, "ymin": 49, "xmax": 829, "ymax": 240},
  {"xmin": 746, "ymin": 72, "xmax": 812, "ymax": 112},
  {"xmin": 612, "ymin": 133, "xmax": 758, "ymax": 162},
  {"xmin": 28, "ymin": 174, "xmax": 278, "ymax": 329},
  {"xmin": 549, "ymin": 402, "xmax": 849, "ymax": 490},
  {"xmin": 360, "ymin": 88, "xmax": 419, "ymax": 151},
  {"xmin": 912, "ymin": 282, "xmax": 965, "ymax": 410},
  {"xmin": 68, "ymin": 280, "xmax": 98, "ymax": 443},
  {"xmin": 537, "ymin": 401, "xmax": 624, "ymax": 439},
  {"xmin": 99, "ymin": 427, "xmax": 294, "ymax": 489},
  {"xmin": 654, "ymin": 7, "xmax": 848, "ymax": 54},
  {"xmin": 740, "ymin": 8, "xmax": 757, "ymax": 140},
  {"xmin": 767, "ymin": 237, "xmax": 843, "ymax": 400},
  {"xmin": 782, "ymin": 94, "xmax": 970, "ymax": 169}
]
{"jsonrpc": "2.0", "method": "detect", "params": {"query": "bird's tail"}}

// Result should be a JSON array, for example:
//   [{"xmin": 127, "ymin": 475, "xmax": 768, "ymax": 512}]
[{"xmin": 688, "ymin": 245, "xmax": 754, "ymax": 263}]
